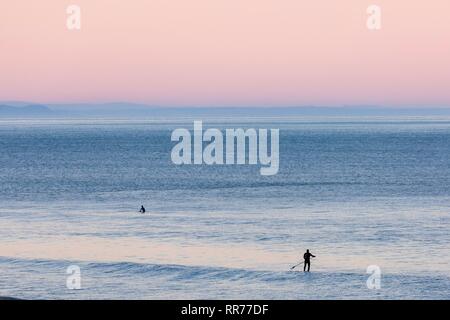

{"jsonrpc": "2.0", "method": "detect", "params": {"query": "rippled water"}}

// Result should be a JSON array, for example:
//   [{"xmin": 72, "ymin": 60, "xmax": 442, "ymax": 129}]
[{"xmin": 0, "ymin": 118, "xmax": 449, "ymax": 299}]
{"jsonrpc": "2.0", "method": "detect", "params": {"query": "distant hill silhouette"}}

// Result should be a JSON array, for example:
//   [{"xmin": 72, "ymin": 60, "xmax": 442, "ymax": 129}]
[
  {"xmin": 0, "ymin": 104, "xmax": 53, "ymax": 116},
  {"xmin": 0, "ymin": 101, "xmax": 449, "ymax": 118}
]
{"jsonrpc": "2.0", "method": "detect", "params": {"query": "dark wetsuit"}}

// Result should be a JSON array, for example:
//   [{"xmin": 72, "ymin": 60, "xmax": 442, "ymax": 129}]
[{"xmin": 303, "ymin": 252, "xmax": 315, "ymax": 272}]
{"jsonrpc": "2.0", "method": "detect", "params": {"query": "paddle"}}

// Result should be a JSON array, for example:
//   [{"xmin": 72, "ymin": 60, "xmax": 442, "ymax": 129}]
[
  {"xmin": 290, "ymin": 257, "xmax": 315, "ymax": 270},
  {"xmin": 290, "ymin": 261, "xmax": 304, "ymax": 270}
]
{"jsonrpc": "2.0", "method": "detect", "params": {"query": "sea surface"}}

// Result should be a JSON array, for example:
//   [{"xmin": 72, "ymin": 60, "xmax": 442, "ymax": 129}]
[{"xmin": 0, "ymin": 117, "xmax": 449, "ymax": 299}]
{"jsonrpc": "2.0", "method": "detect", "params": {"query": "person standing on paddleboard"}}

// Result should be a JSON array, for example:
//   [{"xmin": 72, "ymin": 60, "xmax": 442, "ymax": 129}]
[{"xmin": 303, "ymin": 249, "xmax": 316, "ymax": 272}]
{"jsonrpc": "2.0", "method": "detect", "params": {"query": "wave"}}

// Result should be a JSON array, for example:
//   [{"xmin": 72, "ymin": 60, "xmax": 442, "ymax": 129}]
[
  {"xmin": 0, "ymin": 256, "xmax": 349, "ymax": 283},
  {"xmin": 2, "ymin": 256, "xmax": 450, "ymax": 299},
  {"xmin": 2, "ymin": 256, "xmax": 449, "ymax": 284}
]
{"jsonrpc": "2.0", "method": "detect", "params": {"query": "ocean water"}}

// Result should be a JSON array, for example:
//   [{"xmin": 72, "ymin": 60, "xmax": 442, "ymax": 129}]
[{"xmin": 0, "ymin": 118, "xmax": 449, "ymax": 299}]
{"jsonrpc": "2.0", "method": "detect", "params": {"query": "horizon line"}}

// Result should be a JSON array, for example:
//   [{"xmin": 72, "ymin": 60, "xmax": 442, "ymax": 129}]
[{"xmin": 2, "ymin": 100, "xmax": 450, "ymax": 109}]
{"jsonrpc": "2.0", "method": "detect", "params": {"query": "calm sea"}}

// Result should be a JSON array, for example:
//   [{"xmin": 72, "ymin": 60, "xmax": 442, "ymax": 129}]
[{"xmin": 0, "ymin": 118, "xmax": 449, "ymax": 299}]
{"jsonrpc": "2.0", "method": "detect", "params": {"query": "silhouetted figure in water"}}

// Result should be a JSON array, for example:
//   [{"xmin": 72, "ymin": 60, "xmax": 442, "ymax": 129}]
[
  {"xmin": 303, "ymin": 249, "xmax": 315, "ymax": 272},
  {"xmin": 139, "ymin": 205, "xmax": 146, "ymax": 214}
]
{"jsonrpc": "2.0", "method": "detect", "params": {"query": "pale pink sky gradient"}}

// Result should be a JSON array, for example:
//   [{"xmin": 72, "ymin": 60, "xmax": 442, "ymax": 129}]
[{"xmin": 0, "ymin": 0, "xmax": 449, "ymax": 107}]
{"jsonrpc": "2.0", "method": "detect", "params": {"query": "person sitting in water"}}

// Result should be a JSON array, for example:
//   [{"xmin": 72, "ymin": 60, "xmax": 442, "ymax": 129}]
[
  {"xmin": 139, "ymin": 205, "xmax": 146, "ymax": 214},
  {"xmin": 303, "ymin": 249, "xmax": 316, "ymax": 272}
]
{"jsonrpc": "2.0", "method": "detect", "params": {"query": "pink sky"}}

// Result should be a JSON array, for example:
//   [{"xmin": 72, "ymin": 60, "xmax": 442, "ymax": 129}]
[{"xmin": 0, "ymin": 0, "xmax": 449, "ymax": 107}]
